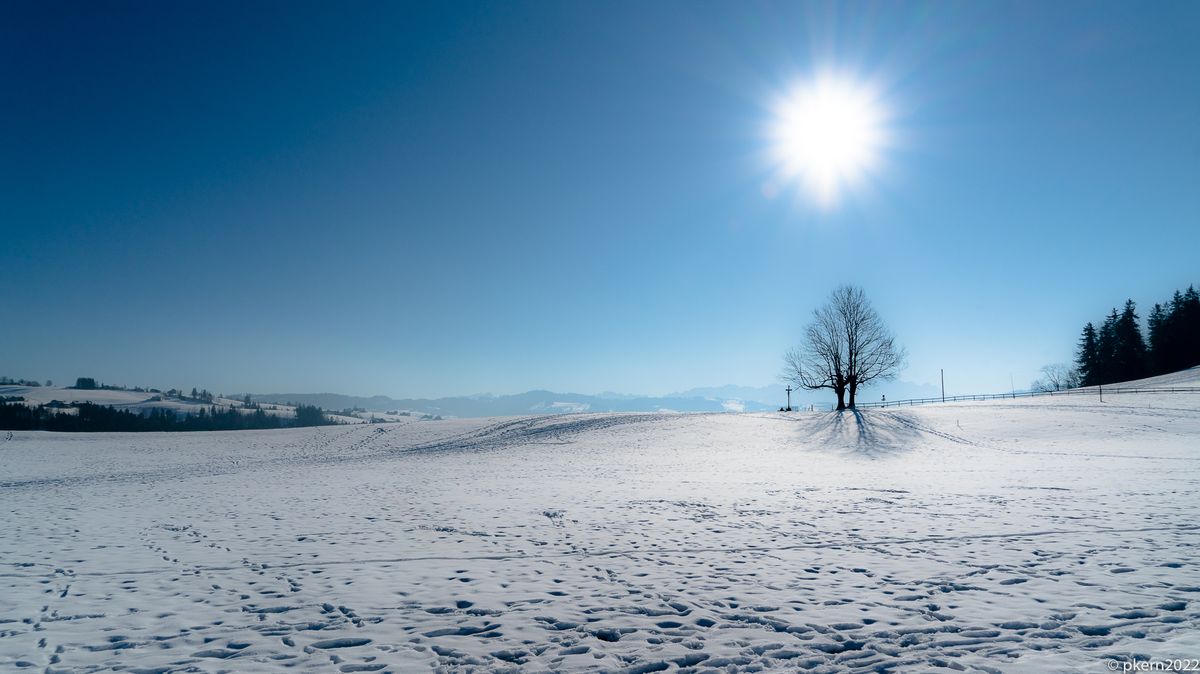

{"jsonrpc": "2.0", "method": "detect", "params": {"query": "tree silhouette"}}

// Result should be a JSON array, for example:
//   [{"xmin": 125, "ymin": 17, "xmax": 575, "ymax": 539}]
[{"xmin": 784, "ymin": 285, "xmax": 906, "ymax": 410}]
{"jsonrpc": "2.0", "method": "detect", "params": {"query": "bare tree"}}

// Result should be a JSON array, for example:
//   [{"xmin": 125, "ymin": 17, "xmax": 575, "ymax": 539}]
[
  {"xmin": 1031, "ymin": 363, "xmax": 1080, "ymax": 392},
  {"xmin": 784, "ymin": 285, "xmax": 906, "ymax": 410}
]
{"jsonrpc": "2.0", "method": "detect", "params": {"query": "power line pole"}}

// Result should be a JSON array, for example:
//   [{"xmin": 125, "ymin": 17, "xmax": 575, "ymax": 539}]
[{"xmin": 785, "ymin": 385, "xmax": 792, "ymax": 411}]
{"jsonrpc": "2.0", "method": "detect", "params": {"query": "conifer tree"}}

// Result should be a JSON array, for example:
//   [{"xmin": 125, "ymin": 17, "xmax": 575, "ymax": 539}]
[
  {"xmin": 1180, "ymin": 286, "xmax": 1200, "ymax": 369},
  {"xmin": 1147, "ymin": 303, "xmax": 1167, "ymax": 375},
  {"xmin": 1096, "ymin": 309, "xmax": 1118, "ymax": 384},
  {"xmin": 1112, "ymin": 300, "xmax": 1148, "ymax": 382},
  {"xmin": 1075, "ymin": 323, "xmax": 1100, "ymax": 386}
]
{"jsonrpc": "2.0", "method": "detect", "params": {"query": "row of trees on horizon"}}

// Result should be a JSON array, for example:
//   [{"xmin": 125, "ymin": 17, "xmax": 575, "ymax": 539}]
[
  {"xmin": 0, "ymin": 402, "xmax": 336, "ymax": 433},
  {"xmin": 1, "ymin": 376, "xmax": 233, "ymax": 406},
  {"xmin": 0, "ymin": 376, "xmax": 51, "ymax": 387},
  {"xmin": 1074, "ymin": 285, "xmax": 1200, "ymax": 387}
]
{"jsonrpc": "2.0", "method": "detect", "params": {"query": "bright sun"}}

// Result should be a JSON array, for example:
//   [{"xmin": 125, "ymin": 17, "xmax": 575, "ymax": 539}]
[{"xmin": 771, "ymin": 75, "xmax": 886, "ymax": 208}]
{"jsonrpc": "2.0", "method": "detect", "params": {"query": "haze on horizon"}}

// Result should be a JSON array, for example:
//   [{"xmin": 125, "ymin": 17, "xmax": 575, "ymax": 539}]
[{"xmin": 3, "ymin": 1, "xmax": 1198, "ymax": 401}]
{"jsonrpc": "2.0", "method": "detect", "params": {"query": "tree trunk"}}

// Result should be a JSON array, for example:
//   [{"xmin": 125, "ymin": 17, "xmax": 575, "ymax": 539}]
[
  {"xmin": 834, "ymin": 385, "xmax": 846, "ymax": 410},
  {"xmin": 847, "ymin": 380, "xmax": 858, "ymax": 408}
]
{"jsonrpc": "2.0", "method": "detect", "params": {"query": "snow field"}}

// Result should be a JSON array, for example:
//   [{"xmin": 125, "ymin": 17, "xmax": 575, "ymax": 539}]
[{"xmin": 1, "ymin": 386, "xmax": 1197, "ymax": 672}]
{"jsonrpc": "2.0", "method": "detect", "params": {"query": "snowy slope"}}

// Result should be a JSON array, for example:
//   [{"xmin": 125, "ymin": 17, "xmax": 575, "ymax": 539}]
[
  {"xmin": 2, "ymin": 385, "xmax": 170, "ymax": 407},
  {"xmin": 0, "ymin": 385, "xmax": 370, "ymax": 424},
  {"xmin": 1, "ymin": 384, "xmax": 254, "ymax": 416},
  {"xmin": 1, "ymin": 387, "xmax": 1197, "ymax": 672},
  {"xmin": 1077, "ymin": 364, "xmax": 1200, "ymax": 389}
]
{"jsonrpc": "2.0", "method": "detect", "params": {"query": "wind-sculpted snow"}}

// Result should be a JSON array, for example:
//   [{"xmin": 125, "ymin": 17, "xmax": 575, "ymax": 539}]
[{"xmin": 1, "ymin": 392, "xmax": 1198, "ymax": 672}]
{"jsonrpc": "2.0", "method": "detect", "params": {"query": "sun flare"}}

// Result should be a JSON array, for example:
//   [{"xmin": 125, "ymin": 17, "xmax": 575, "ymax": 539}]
[{"xmin": 771, "ymin": 75, "xmax": 886, "ymax": 208}]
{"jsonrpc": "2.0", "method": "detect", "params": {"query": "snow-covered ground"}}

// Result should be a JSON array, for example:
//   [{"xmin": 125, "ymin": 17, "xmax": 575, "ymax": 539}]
[{"xmin": 1, "ymin": 376, "xmax": 1198, "ymax": 672}]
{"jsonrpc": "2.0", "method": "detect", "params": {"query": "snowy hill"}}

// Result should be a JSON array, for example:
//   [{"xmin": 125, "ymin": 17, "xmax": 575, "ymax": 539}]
[
  {"xmin": 3, "ymin": 384, "xmax": 197, "ymax": 410},
  {"xmin": 1, "ymin": 381, "xmax": 1197, "ymax": 671},
  {"xmin": 0, "ymin": 384, "xmax": 369, "ymax": 425}
]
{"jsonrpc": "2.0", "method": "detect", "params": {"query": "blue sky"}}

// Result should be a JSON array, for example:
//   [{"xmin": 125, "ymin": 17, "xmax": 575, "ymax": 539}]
[{"xmin": 3, "ymin": 1, "xmax": 1198, "ymax": 400}]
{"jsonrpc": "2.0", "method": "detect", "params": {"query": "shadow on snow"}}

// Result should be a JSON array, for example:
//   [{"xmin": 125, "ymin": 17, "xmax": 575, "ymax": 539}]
[{"xmin": 802, "ymin": 409, "xmax": 927, "ymax": 459}]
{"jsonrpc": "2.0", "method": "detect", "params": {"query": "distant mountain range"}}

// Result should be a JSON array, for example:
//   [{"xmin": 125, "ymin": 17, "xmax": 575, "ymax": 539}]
[
  {"xmin": 248, "ymin": 389, "xmax": 780, "ymax": 418},
  {"xmin": 248, "ymin": 379, "xmax": 941, "ymax": 418}
]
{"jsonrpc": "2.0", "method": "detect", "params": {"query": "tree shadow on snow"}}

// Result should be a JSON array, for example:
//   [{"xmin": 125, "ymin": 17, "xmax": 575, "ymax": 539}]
[{"xmin": 802, "ymin": 409, "xmax": 926, "ymax": 459}]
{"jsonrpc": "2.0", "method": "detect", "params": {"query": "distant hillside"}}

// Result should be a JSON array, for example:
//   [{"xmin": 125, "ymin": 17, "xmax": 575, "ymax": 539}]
[{"xmin": 0, "ymin": 385, "xmax": 367, "ymax": 426}]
